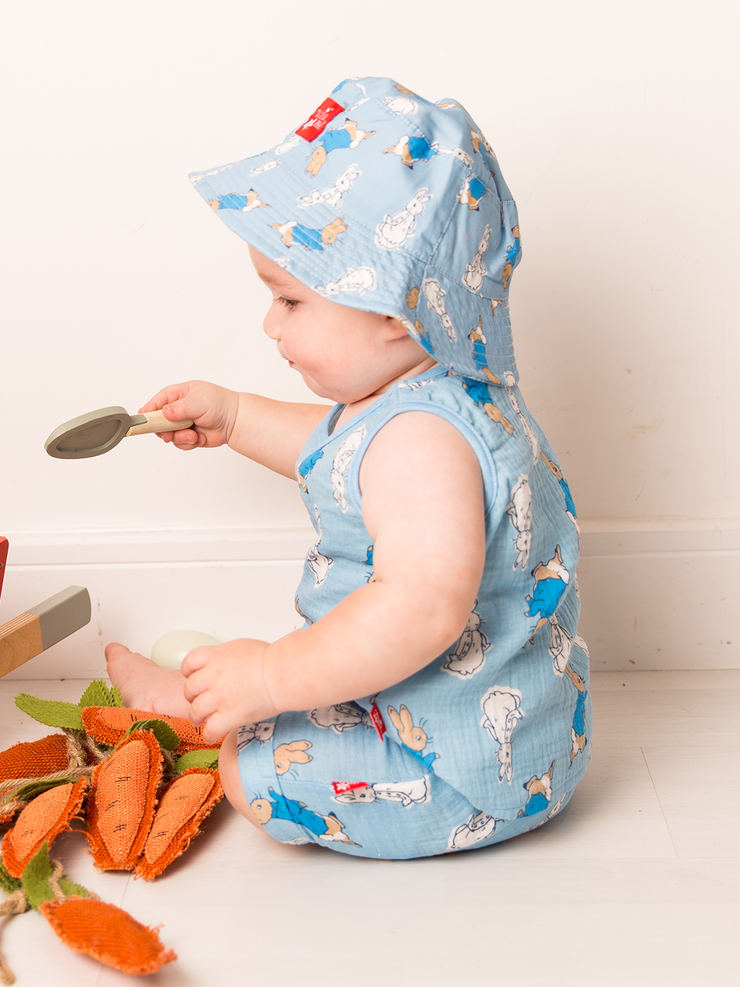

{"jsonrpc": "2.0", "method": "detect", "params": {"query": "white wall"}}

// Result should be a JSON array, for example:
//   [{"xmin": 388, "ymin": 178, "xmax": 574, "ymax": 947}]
[{"xmin": 2, "ymin": 0, "xmax": 739, "ymax": 673}]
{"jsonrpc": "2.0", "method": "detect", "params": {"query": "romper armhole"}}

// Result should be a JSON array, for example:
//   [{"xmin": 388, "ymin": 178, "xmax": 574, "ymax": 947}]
[{"xmin": 346, "ymin": 403, "xmax": 498, "ymax": 517}]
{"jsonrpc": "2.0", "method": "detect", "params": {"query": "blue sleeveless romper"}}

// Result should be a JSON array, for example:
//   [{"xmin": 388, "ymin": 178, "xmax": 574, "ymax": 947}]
[{"xmin": 236, "ymin": 367, "xmax": 592, "ymax": 858}]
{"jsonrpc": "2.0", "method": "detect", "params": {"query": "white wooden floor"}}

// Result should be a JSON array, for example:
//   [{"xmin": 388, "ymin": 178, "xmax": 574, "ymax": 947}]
[{"xmin": 1, "ymin": 670, "xmax": 738, "ymax": 987}]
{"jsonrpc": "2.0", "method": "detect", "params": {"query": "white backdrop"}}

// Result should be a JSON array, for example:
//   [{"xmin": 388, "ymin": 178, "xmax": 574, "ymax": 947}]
[{"xmin": 1, "ymin": 1, "xmax": 739, "ymax": 672}]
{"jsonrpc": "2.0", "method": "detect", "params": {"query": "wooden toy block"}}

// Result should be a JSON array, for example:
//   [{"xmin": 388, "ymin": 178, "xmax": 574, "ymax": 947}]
[{"xmin": 0, "ymin": 585, "xmax": 91, "ymax": 678}]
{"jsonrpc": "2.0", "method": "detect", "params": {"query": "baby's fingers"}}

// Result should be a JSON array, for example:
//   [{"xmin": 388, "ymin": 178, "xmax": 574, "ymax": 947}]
[
  {"xmin": 167, "ymin": 427, "xmax": 204, "ymax": 450},
  {"xmin": 181, "ymin": 646, "xmax": 212, "ymax": 678},
  {"xmin": 200, "ymin": 713, "xmax": 230, "ymax": 745},
  {"xmin": 187, "ymin": 690, "xmax": 217, "ymax": 728},
  {"xmin": 139, "ymin": 383, "xmax": 212, "ymax": 430},
  {"xmin": 139, "ymin": 385, "xmax": 191, "ymax": 416}
]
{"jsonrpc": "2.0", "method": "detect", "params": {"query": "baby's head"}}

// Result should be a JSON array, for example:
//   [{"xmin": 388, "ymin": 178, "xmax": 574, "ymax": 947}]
[
  {"xmin": 249, "ymin": 245, "xmax": 432, "ymax": 403},
  {"xmin": 190, "ymin": 77, "xmax": 522, "ymax": 389}
]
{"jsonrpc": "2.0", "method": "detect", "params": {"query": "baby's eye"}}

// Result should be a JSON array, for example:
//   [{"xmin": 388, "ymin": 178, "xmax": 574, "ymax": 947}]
[{"xmin": 276, "ymin": 296, "xmax": 298, "ymax": 309}]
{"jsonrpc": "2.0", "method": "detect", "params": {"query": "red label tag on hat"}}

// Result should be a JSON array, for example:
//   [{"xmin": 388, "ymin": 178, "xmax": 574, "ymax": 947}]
[
  {"xmin": 296, "ymin": 97, "xmax": 344, "ymax": 142},
  {"xmin": 332, "ymin": 781, "xmax": 369, "ymax": 795},
  {"xmin": 368, "ymin": 702, "xmax": 386, "ymax": 741}
]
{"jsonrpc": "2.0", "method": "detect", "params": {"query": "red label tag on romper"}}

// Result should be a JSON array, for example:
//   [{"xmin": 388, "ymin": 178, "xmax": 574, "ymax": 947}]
[
  {"xmin": 368, "ymin": 702, "xmax": 386, "ymax": 741},
  {"xmin": 296, "ymin": 97, "xmax": 344, "ymax": 142},
  {"xmin": 332, "ymin": 781, "xmax": 369, "ymax": 796}
]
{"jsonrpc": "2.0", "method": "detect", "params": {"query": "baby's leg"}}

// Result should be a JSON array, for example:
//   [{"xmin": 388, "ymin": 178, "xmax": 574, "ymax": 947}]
[
  {"xmin": 105, "ymin": 642, "xmax": 191, "ymax": 719},
  {"xmin": 218, "ymin": 728, "xmax": 265, "ymax": 831}
]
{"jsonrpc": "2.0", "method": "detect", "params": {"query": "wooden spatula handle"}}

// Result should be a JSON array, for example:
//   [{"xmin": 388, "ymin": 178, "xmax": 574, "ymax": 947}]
[{"xmin": 126, "ymin": 411, "xmax": 194, "ymax": 436}]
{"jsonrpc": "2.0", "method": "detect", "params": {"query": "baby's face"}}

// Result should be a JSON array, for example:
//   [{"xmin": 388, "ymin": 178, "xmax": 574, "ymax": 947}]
[{"xmin": 250, "ymin": 248, "xmax": 429, "ymax": 405}]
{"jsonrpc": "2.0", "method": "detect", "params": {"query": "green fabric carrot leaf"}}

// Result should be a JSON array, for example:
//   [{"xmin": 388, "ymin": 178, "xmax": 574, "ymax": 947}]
[
  {"xmin": 13, "ymin": 695, "xmax": 83, "ymax": 731},
  {"xmin": 77, "ymin": 680, "xmax": 124, "ymax": 710}
]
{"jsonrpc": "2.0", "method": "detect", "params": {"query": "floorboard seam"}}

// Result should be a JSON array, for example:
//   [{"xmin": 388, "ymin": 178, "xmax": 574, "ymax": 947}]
[{"xmin": 641, "ymin": 746, "xmax": 680, "ymax": 858}]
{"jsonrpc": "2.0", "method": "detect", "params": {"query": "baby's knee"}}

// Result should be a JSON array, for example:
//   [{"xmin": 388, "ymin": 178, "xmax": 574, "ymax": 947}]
[{"xmin": 219, "ymin": 728, "xmax": 263, "ymax": 830}]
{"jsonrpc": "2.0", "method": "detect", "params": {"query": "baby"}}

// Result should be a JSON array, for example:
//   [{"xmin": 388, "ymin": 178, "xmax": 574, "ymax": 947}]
[{"xmin": 107, "ymin": 77, "xmax": 592, "ymax": 858}]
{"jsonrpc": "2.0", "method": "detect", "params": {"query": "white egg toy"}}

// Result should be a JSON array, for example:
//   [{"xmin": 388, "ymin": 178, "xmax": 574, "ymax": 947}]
[{"xmin": 150, "ymin": 630, "xmax": 221, "ymax": 669}]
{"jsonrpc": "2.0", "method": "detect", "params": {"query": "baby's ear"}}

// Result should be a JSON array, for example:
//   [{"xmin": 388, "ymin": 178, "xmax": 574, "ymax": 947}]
[{"xmin": 386, "ymin": 316, "xmax": 413, "ymax": 340}]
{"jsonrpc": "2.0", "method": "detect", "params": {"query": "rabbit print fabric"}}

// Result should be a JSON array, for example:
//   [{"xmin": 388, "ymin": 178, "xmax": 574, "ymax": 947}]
[{"xmin": 236, "ymin": 367, "xmax": 591, "ymax": 858}]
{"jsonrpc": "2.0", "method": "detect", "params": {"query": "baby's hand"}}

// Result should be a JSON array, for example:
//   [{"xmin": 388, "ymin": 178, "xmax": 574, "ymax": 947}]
[
  {"xmin": 181, "ymin": 638, "xmax": 277, "ymax": 743},
  {"xmin": 139, "ymin": 380, "xmax": 240, "ymax": 451}
]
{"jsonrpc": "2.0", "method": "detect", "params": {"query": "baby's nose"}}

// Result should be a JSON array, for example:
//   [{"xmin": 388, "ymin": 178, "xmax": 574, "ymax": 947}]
[{"xmin": 263, "ymin": 314, "xmax": 281, "ymax": 341}]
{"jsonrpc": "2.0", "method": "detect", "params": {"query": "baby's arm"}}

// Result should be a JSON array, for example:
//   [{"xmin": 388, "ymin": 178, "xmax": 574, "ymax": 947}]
[
  {"xmin": 181, "ymin": 412, "xmax": 485, "ymax": 740},
  {"xmin": 140, "ymin": 381, "xmax": 331, "ymax": 479}
]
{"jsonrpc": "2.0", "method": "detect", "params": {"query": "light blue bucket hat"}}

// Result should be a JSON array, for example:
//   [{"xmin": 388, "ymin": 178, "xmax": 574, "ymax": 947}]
[{"xmin": 189, "ymin": 76, "xmax": 522, "ymax": 385}]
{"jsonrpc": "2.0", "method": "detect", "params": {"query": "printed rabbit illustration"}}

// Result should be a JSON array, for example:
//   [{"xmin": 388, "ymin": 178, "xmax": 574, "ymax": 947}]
[
  {"xmin": 208, "ymin": 189, "xmax": 270, "ymax": 213},
  {"xmin": 506, "ymin": 474, "xmax": 532, "ymax": 570},
  {"xmin": 250, "ymin": 788, "xmax": 360, "ymax": 847},
  {"xmin": 480, "ymin": 686, "xmax": 524, "ymax": 783},
  {"xmin": 297, "ymin": 448, "xmax": 323, "ymax": 492},
  {"xmin": 462, "ymin": 225, "xmax": 491, "ymax": 292},
  {"xmin": 423, "ymin": 278, "xmax": 457, "ymax": 341},
  {"xmin": 250, "ymin": 159, "xmax": 280, "ymax": 176},
  {"xmin": 526, "ymin": 546, "xmax": 570, "ymax": 643},
  {"xmin": 307, "ymin": 701, "xmax": 371, "ymax": 733},
  {"xmin": 502, "ymin": 226, "xmax": 521, "ymax": 291},
  {"xmin": 507, "ymin": 388, "xmax": 539, "ymax": 463},
  {"xmin": 387, "ymin": 704, "xmax": 439, "ymax": 769},
  {"xmin": 540, "ymin": 451, "xmax": 579, "ymax": 536},
  {"xmin": 305, "ymin": 120, "xmax": 375, "ymax": 178},
  {"xmin": 433, "ymin": 143, "xmax": 473, "ymax": 168},
  {"xmin": 461, "ymin": 377, "xmax": 515, "ymax": 434},
  {"xmin": 375, "ymin": 188, "xmax": 432, "ymax": 251},
  {"xmin": 314, "ymin": 266, "xmax": 377, "ymax": 298},
  {"xmin": 518, "ymin": 761, "xmax": 555, "ymax": 818},
  {"xmin": 382, "ymin": 95, "xmax": 419, "ymax": 115},
  {"xmin": 273, "ymin": 740, "xmax": 313, "ymax": 776},
  {"xmin": 190, "ymin": 162, "xmax": 234, "ymax": 184},
  {"xmin": 274, "ymin": 134, "xmax": 302, "ymax": 155},
  {"xmin": 442, "ymin": 607, "xmax": 491, "ymax": 678},
  {"xmin": 332, "ymin": 776, "xmax": 431, "ymax": 807},
  {"xmin": 306, "ymin": 505, "xmax": 333, "ymax": 587},
  {"xmin": 548, "ymin": 792, "xmax": 568, "ymax": 819},
  {"xmin": 269, "ymin": 217, "xmax": 348, "ymax": 252},
  {"xmin": 458, "ymin": 175, "xmax": 487, "ymax": 210},
  {"xmin": 236, "ymin": 720, "xmax": 276, "ymax": 753},
  {"xmin": 468, "ymin": 317, "xmax": 502, "ymax": 384},
  {"xmin": 468, "ymin": 123, "xmax": 495, "ymax": 156},
  {"xmin": 383, "ymin": 134, "xmax": 438, "ymax": 168},
  {"xmin": 548, "ymin": 615, "xmax": 589, "ymax": 677},
  {"xmin": 297, "ymin": 163, "xmax": 362, "ymax": 210},
  {"xmin": 565, "ymin": 664, "xmax": 588, "ymax": 764},
  {"xmin": 330, "ymin": 425, "xmax": 366, "ymax": 513},
  {"xmin": 448, "ymin": 811, "xmax": 501, "ymax": 850}
]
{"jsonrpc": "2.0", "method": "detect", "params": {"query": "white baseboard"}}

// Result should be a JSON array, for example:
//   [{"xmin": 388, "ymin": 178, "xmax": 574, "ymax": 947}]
[{"xmin": 2, "ymin": 522, "xmax": 739, "ymax": 678}]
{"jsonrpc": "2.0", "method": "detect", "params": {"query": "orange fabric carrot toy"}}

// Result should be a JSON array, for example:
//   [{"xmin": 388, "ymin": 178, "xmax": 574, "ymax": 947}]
[
  {"xmin": 0, "ymin": 680, "xmax": 225, "ymax": 980},
  {"xmin": 41, "ymin": 898, "xmax": 177, "ymax": 976},
  {"xmin": 2, "ymin": 778, "xmax": 88, "ymax": 878}
]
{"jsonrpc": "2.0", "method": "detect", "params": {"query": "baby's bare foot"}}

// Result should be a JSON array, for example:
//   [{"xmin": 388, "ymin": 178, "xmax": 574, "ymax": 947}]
[{"xmin": 105, "ymin": 642, "xmax": 191, "ymax": 720}]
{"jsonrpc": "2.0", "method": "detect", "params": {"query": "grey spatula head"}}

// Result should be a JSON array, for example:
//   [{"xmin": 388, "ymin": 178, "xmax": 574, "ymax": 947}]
[{"xmin": 44, "ymin": 406, "xmax": 146, "ymax": 459}]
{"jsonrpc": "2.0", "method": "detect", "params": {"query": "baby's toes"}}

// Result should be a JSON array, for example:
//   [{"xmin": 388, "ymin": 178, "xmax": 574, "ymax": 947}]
[{"xmin": 105, "ymin": 641, "xmax": 132, "ymax": 665}]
